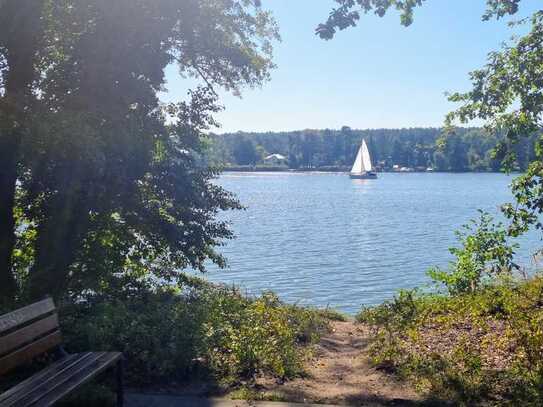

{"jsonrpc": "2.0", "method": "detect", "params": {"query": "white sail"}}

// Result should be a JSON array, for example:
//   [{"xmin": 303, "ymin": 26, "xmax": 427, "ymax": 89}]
[
  {"xmin": 350, "ymin": 144, "xmax": 364, "ymax": 173},
  {"xmin": 351, "ymin": 139, "xmax": 372, "ymax": 173},
  {"xmin": 361, "ymin": 139, "xmax": 373, "ymax": 172}
]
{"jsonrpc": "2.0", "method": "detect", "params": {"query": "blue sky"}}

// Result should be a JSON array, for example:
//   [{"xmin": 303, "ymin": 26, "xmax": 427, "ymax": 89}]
[{"xmin": 162, "ymin": 0, "xmax": 540, "ymax": 133}]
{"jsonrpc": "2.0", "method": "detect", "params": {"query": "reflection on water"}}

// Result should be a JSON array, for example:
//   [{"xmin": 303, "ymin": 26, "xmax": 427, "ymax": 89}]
[
  {"xmin": 201, "ymin": 172, "xmax": 541, "ymax": 314},
  {"xmin": 350, "ymin": 178, "xmax": 372, "ymax": 186}
]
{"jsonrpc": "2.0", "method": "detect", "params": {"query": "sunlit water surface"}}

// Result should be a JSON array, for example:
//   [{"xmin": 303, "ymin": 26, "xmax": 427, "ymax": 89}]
[{"xmin": 200, "ymin": 172, "xmax": 541, "ymax": 314}]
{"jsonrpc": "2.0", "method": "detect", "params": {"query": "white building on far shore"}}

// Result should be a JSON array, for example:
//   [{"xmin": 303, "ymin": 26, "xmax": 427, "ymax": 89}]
[{"xmin": 264, "ymin": 153, "xmax": 287, "ymax": 165}]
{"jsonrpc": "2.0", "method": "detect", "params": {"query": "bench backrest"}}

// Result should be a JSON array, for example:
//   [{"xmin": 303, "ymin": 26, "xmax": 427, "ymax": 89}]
[{"xmin": 0, "ymin": 298, "xmax": 62, "ymax": 375}]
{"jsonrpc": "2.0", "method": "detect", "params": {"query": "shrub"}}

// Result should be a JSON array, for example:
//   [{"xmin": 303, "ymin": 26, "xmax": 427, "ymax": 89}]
[
  {"xmin": 357, "ymin": 276, "xmax": 543, "ymax": 405},
  {"xmin": 354, "ymin": 209, "xmax": 543, "ymax": 404},
  {"xmin": 203, "ymin": 292, "xmax": 303, "ymax": 380},
  {"xmin": 427, "ymin": 210, "xmax": 519, "ymax": 295},
  {"xmin": 61, "ymin": 286, "xmax": 206, "ymax": 384},
  {"xmin": 314, "ymin": 307, "xmax": 349, "ymax": 322},
  {"xmin": 60, "ymin": 279, "xmax": 329, "ymax": 387}
]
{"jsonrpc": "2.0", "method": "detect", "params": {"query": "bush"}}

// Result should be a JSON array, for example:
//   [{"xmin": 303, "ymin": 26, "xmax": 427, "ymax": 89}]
[
  {"xmin": 427, "ymin": 211, "xmax": 518, "ymax": 295},
  {"xmin": 355, "ymin": 209, "xmax": 543, "ymax": 404},
  {"xmin": 203, "ymin": 292, "xmax": 309, "ymax": 380},
  {"xmin": 357, "ymin": 276, "xmax": 543, "ymax": 405},
  {"xmin": 60, "ymin": 278, "xmax": 329, "ymax": 387}
]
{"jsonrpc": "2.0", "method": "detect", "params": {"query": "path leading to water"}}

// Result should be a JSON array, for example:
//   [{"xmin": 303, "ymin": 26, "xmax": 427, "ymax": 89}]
[
  {"xmin": 249, "ymin": 321, "xmax": 419, "ymax": 406},
  {"xmin": 127, "ymin": 321, "xmax": 420, "ymax": 406}
]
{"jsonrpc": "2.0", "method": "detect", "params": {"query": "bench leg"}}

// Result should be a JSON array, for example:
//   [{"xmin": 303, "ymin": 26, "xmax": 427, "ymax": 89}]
[{"xmin": 116, "ymin": 359, "xmax": 124, "ymax": 407}]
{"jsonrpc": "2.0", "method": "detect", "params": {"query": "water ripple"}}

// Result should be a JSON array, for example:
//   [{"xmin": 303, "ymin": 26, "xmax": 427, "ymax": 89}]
[{"xmin": 201, "ymin": 172, "xmax": 541, "ymax": 314}]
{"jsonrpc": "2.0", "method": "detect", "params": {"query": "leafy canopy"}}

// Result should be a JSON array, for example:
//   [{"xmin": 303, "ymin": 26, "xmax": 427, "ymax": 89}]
[
  {"xmin": 445, "ymin": 11, "xmax": 543, "ymax": 239},
  {"xmin": 0, "ymin": 0, "xmax": 279, "ymax": 301},
  {"xmin": 317, "ymin": 1, "xmax": 521, "ymax": 39}
]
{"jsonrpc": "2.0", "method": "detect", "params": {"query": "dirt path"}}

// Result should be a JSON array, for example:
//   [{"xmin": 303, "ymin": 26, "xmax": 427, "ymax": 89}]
[{"xmin": 251, "ymin": 321, "xmax": 420, "ymax": 406}]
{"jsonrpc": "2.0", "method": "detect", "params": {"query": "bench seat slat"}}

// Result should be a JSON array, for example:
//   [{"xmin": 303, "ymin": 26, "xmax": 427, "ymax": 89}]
[
  {"xmin": 0, "ymin": 353, "xmax": 82, "ymax": 404},
  {"xmin": 0, "ymin": 314, "xmax": 59, "ymax": 356},
  {"xmin": 1, "ymin": 352, "xmax": 121, "ymax": 407},
  {"xmin": 33, "ymin": 352, "xmax": 121, "ymax": 407},
  {"xmin": 0, "ymin": 299, "xmax": 55, "ymax": 334},
  {"xmin": 7, "ymin": 352, "xmax": 105, "ymax": 407},
  {"xmin": 0, "ymin": 331, "xmax": 62, "ymax": 376}
]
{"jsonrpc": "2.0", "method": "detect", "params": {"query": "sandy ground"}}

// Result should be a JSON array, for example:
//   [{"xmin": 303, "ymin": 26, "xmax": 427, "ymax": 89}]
[{"xmin": 250, "ymin": 321, "xmax": 420, "ymax": 406}]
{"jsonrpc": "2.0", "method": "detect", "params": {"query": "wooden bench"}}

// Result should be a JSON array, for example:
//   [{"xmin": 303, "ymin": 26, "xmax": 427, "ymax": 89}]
[{"xmin": 0, "ymin": 297, "xmax": 123, "ymax": 407}]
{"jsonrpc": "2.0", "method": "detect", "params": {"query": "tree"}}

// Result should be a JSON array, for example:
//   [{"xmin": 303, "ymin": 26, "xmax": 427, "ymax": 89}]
[
  {"xmin": 391, "ymin": 139, "xmax": 407, "ymax": 166},
  {"xmin": 433, "ymin": 150, "xmax": 449, "ymax": 171},
  {"xmin": 367, "ymin": 137, "xmax": 379, "ymax": 163},
  {"xmin": 288, "ymin": 133, "xmax": 301, "ymax": 168},
  {"xmin": 442, "ymin": 134, "xmax": 469, "ymax": 172},
  {"xmin": 233, "ymin": 138, "xmax": 259, "ymax": 165},
  {"xmin": 208, "ymin": 127, "xmax": 497, "ymax": 171},
  {"xmin": 0, "ymin": 0, "xmax": 44, "ymax": 299},
  {"xmin": 445, "ymin": 10, "xmax": 543, "ymax": 238},
  {"xmin": 0, "ymin": 1, "xmax": 279, "ymax": 301},
  {"xmin": 317, "ymin": 1, "xmax": 521, "ymax": 40}
]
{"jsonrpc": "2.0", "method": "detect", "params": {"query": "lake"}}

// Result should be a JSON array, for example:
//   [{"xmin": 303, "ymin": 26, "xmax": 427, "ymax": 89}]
[{"xmin": 202, "ymin": 172, "xmax": 542, "ymax": 314}]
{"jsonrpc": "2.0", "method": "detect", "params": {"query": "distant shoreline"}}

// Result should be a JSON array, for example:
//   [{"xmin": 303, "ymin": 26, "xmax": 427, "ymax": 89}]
[{"xmin": 221, "ymin": 166, "xmax": 513, "ymax": 174}]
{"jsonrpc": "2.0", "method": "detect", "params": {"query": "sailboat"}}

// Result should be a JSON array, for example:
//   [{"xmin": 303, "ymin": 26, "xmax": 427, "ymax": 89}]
[{"xmin": 349, "ymin": 139, "xmax": 377, "ymax": 179}]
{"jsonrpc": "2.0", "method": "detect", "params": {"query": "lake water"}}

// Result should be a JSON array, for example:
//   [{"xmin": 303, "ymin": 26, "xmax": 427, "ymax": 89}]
[{"xmin": 203, "ymin": 172, "xmax": 542, "ymax": 314}]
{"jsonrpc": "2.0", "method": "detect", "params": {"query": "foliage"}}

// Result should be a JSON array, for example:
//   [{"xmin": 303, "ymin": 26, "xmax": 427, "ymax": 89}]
[
  {"xmin": 428, "ymin": 211, "xmax": 519, "ymax": 295},
  {"xmin": 208, "ymin": 127, "xmax": 533, "ymax": 171},
  {"xmin": 358, "ymin": 276, "xmax": 543, "ymax": 405},
  {"xmin": 357, "ymin": 213, "xmax": 542, "ymax": 405},
  {"xmin": 317, "ymin": 0, "xmax": 521, "ymax": 39},
  {"xmin": 314, "ymin": 307, "xmax": 350, "ymax": 322},
  {"xmin": 357, "ymin": 173, "xmax": 543, "ymax": 393},
  {"xmin": 444, "ymin": 10, "xmax": 543, "ymax": 244},
  {"xmin": 232, "ymin": 137, "xmax": 261, "ymax": 166},
  {"xmin": 61, "ymin": 279, "xmax": 329, "ymax": 386},
  {"xmin": 202, "ymin": 291, "xmax": 327, "ymax": 380},
  {"xmin": 0, "ymin": 1, "xmax": 280, "ymax": 302},
  {"xmin": 0, "ymin": 0, "xmax": 43, "ymax": 301}
]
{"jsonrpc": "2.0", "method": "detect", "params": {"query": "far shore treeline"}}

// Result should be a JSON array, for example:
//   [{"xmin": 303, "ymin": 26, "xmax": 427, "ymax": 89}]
[{"xmin": 207, "ymin": 127, "xmax": 538, "ymax": 172}]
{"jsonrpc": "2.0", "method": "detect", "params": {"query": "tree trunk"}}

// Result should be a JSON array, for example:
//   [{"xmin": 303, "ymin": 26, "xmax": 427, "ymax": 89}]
[
  {"xmin": 28, "ymin": 208, "xmax": 80, "ymax": 300},
  {"xmin": 0, "ymin": 0, "xmax": 44, "ymax": 301},
  {"xmin": 0, "ymin": 138, "xmax": 18, "ymax": 300},
  {"xmin": 28, "ymin": 177, "xmax": 89, "ymax": 300}
]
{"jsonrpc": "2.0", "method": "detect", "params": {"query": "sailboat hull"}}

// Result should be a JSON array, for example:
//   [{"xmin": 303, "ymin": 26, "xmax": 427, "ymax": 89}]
[{"xmin": 350, "ymin": 172, "xmax": 378, "ymax": 179}]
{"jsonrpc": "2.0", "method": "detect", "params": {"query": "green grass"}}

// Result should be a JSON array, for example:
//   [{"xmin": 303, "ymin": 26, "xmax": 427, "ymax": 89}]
[{"xmin": 315, "ymin": 308, "xmax": 350, "ymax": 322}]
